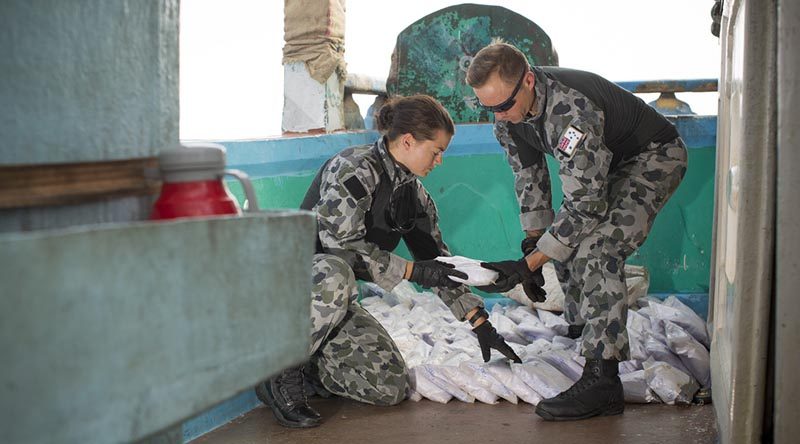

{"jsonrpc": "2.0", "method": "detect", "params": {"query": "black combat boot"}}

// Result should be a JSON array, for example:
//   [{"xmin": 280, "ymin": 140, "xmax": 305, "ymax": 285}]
[
  {"xmin": 535, "ymin": 358, "xmax": 624, "ymax": 421},
  {"xmin": 567, "ymin": 324, "xmax": 585, "ymax": 339},
  {"xmin": 255, "ymin": 366, "xmax": 322, "ymax": 428}
]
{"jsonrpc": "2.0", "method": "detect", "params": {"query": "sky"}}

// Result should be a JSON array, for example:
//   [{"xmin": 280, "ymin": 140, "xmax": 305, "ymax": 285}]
[{"xmin": 180, "ymin": 0, "xmax": 721, "ymax": 140}]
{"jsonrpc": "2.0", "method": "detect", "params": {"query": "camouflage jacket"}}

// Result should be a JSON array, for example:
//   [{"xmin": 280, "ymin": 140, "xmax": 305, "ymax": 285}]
[
  {"xmin": 494, "ymin": 67, "xmax": 679, "ymax": 262},
  {"xmin": 304, "ymin": 137, "xmax": 483, "ymax": 321}
]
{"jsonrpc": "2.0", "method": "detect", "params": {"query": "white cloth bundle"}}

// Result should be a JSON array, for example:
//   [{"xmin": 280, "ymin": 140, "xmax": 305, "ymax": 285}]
[{"xmin": 435, "ymin": 255, "xmax": 498, "ymax": 286}]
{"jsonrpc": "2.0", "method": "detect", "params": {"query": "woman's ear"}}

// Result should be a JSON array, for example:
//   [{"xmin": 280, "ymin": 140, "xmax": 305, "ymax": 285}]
[{"xmin": 400, "ymin": 133, "xmax": 416, "ymax": 151}]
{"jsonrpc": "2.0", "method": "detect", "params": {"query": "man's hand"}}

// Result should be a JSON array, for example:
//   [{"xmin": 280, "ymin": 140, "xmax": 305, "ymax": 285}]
[
  {"xmin": 408, "ymin": 259, "xmax": 467, "ymax": 289},
  {"xmin": 475, "ymin": 259, "xmax": 534, "ymax": 293},
  {"xmin": 520, "ymin": 237, "xmax": 547, "ymax": 303},
  {"xmin": 473, "ymin": 321, "xmax": 522, "ymax": 363}
]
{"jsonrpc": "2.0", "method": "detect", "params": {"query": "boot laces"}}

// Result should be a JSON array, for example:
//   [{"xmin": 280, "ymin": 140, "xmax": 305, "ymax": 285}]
[
  {"xmin": 278, "ymin": 368, "xmax": 308, "ymax": 406},
  {"xmin": 557, "ymin": 372, "xmax": 600, "ymax": 400}
]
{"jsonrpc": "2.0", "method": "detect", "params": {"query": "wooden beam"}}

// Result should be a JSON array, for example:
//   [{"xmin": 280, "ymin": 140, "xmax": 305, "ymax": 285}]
[{"xmin": 0, "ymin": 157, "xmax": 161, "ymax": 209}]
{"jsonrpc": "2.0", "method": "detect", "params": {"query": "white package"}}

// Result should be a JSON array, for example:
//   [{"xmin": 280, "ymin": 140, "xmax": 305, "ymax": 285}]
[
  {"xmin": 536, "ymin": 309, "xmax": 570, "ymax": 336},
  {"xmin": 485, "ymin": 360, "xmax": 542, "ymax": 405},
  {"xmin": 512, "ymin": 357, "xmax": 573, "ymax": 399},
  {"xmin": 621, "ymin": 369, "xmax": 659, "ymax": 403},
  {"xmin": 408, "ymin": 367, "xmax": 452, "ymax": 404},
  {"xmin": 644, "ymin": 331, "xmax": 692, "ymax": 376},
  {"xmin": 435, "ymin": 255, "xmax": 499, "ymax": 286},
  {"xmin": 664, "ymin": 321, "xmax": 711, "ymax": 388},
  {"xmin": 421, "ymin": 364, "xmax": 475, "ymax": 403},
  {"xmin": 439, "ymin": 365, "xmax": 498, "ymax": 404},
  {"xmin": 540, "ymin": 349, "xmax": 583, "ymax": 382},
  {"xmin": 643, "ymin": 359, "xmax": 699, "ymax": 405},
  {"xmin": 459, "ymin": 361, "xmax": 518, "ymax": 404},
  {"xmin": 649, "ymin": 297, "xmax": 710, "ymax": 347}
]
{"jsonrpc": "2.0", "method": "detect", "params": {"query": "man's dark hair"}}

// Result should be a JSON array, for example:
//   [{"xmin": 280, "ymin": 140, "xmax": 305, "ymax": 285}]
[{"xmin": 466, "ymin": 41, "xmax": 529, "ymax": 88}]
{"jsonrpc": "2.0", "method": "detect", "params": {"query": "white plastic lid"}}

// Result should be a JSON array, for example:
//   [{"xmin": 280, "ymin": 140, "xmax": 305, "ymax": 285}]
[{"xmin": 158, "ymin": 143, "xmax": 227, "ymax": 182}]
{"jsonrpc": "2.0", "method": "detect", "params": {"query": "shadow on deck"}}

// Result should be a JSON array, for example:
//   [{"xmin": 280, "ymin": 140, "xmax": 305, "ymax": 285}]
[{"xmin": 192, "ymin": 397, "xmax": 716, "ymax": 444}]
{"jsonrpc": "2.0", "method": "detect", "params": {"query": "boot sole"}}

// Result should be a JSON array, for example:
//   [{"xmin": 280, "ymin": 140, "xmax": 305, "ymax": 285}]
[
  {"xmin": 535, "ymin": 403, "xmax": 624, "ymax": 421},
  {"xmin": 255, "ymin": 383, "xmax": 321, "ymax": 429}
]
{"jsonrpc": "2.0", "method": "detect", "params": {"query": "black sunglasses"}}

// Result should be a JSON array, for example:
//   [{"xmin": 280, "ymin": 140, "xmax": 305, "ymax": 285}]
[{"xmin": 477, "ymin": 68, "xmax": 528, "ymax": 113}]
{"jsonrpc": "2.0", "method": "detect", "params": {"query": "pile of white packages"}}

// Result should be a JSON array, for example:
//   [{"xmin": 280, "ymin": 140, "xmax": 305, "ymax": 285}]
[{"xmin": 360, "ymin": 280, "xmax": 711, "ymax": 406}]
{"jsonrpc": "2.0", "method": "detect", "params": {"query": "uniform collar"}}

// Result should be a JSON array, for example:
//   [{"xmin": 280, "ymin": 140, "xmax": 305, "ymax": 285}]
[
  {"xmin": 525, "ymin": 67, "xmax": 549, "ymax": 122},
  {"xmin": 375, "ymin": 137, "xmax": 416, "ymax": 186}
]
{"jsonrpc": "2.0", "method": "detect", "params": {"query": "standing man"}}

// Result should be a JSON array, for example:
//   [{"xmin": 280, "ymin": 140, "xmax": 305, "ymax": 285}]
[{"xmin": 467, "ymin": 42, "xmax": 687, "ymax": 421}]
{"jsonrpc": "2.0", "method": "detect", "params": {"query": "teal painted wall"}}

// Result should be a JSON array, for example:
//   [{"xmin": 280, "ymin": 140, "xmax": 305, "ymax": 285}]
[
  {"xmin": 0, "ymin": 0, "xmax": 180, "ymax": 233},
  {"xmin": 224, "ymin": 123, "xmax": 715, "ymax": 294}
]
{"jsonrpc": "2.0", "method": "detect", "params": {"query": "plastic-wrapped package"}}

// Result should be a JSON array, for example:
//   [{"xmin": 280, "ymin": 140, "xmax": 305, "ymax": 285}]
[
  {"xmin": 512, "ymin": 357, "xmax": 573, "ymax": 399},
  {"xmin": 421, "ymin": 365, "xmax": 475, "ymax": 403},
  {"xmin": 643, "ymin": 359, "xmax": 699, "ymax": 405},
  {"xmin": 627, "ymin": 309, "xmax": 652, "ymax": 335},
  {"xmin": 403, "ymin": 340, "xmax": 433, "ymax": 368},
  {"xmin": 459, "ymin": 361, "xmax": 518, "ymax": 404},
  {"xmin": 539, "ymin": 349, "xmax": 583, "ymax": 382},
  {"xmin": 485, "ymin": 360, "xmax": 542, "ymax": 405},
  {"xmin": 551, "ymin": 336, "xmax": 577, "ymax": 350},
  {"xmin": 663, "ymin": 321, "xmax": 711, "ymax": 388},
  {"xmin": 516, "ymin": 318, "xmax": 557, "ymax": 342},
  {"xmin": 621, "ymin": 369, "xmax": 658, "ymax": 403},
  {"xmin": 637, "ymin": 306, "xmax": 653, "ymax": 319},
  {"xmin": 439, "ymin": 365, "xmax": 498, "ymax": 404},
  {"xmin": 663, "ymin": 296, "xmax": 710, "ymax": 347},
  {"xmin": 649, "ymin": 297, "xmax": 710, "ymax": 347},
  {"xmin": 435, "ymin": 255, "xmax": 499, "ymax": 286},
  {"xmin": 644, "ymin": 331, "xmax": 692, "ymax": 376},
  {"xmin": 619, "ymin": 359, "xmax": 643, "ymax": 375},
  {"xmin": 523, "ymin": 338, "xmax": 554, "ymax": 358},
  {"xmin": 505, "ymin": 305, "xmax": 539, "ymax": 325},
  {"xmin": 540, "ymin": 349, "xmax": 583, "ymax": 382},
  {"xmin": 488, "ymin": 311, "xmax": 527, "ymax": 345},
  {"xmin": 628, "ymin": 334, "xmax": 649, "ymax": 363},
  {"xmin": 428, "ymin": 341, "xmax": 463, "ymax": 365},
  {"xmin": 389, "ymin": 280, "xmax": 422, "ymax": 308},
  {"xmin": 536, "ymin": 309, "xmax": 569, "ymax": 336},
  {"xmin": 408, "ymin": 367, "xmax": 452, "ymax": 404}
]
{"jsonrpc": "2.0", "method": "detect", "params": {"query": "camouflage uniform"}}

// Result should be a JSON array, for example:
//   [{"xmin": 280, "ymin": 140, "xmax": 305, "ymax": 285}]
[
  {"xmin": 300, "ymin": 138, "xmax": 484, "ymax": 405},
  {"xmin": 495, "ymin": 67, "xmax": 687, "ymax": 361}
]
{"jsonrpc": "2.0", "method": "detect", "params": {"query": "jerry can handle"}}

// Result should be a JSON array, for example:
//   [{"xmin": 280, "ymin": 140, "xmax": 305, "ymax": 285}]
[{"xmin": 223, "ymin": 169, "xmax": 260, "ymax": 212}]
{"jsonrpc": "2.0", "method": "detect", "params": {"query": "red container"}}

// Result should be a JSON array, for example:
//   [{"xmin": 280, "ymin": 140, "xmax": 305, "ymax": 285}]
[{"xmin": 150, "ymin": 143, "xmax": 259, "ymax": 220}]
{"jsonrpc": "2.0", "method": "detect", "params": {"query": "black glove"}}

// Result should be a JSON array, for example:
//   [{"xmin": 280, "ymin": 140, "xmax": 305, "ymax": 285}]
[
  {"xmin": 409, "ymin": 259, "xmax": 467, "ymax": 289},
  {"xmin": 475, "ymin": 258, "xmax": 534, "ymax": 293},
  {"xmin": 520, "ymin": 237, "xmax": 547, "ymax": 303},
  {"xmin": 473, "ymin": 321, "xmax": 522, "ymax": 363}
]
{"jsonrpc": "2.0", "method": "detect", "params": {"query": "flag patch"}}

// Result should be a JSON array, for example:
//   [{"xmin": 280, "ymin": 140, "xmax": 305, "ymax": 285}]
[{"xmin": 557, "ymin": 126, "xmax": 585, "ymax": 158}]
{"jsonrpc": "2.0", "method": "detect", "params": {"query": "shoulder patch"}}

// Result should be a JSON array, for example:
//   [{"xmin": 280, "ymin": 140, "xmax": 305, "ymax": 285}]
[
  {"xmin": 557, "ymin": 125, "xmax": 586, "ymax": 158},
  {"xmin": 343, "ymin": 174, "xmax": 368, "ymax": 200}
]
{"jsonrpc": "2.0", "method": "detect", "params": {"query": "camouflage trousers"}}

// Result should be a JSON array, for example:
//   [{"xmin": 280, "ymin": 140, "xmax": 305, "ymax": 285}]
[
  {"xmin": 306, "ymin": 254, "xmax": 408, "ymax": 406},
  {"xmin": 555, "ymin": 138, "xmax": 687, "ymax": 361}
]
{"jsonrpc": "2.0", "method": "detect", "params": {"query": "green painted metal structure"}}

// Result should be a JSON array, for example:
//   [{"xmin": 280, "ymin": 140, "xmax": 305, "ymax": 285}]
[
  {"xmin": 224, "ymin": 121, "xmax": 714, "ymax": 296},
  {"xmin": 387, "ymin": 3, "xmax": 558, "ymax": 123}
]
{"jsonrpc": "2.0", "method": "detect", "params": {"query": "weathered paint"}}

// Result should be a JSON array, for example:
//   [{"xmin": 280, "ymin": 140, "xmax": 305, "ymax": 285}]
[
  {"xmin": 283, "ymin": 62, "xmax": 345, "ymax": 133},
  {"xmin": 0, "ymin": 212, "xmax": 314, "ymax": 444},
  {"xmin": 0, "ymin": 0, "xmax": 180, "ymax": 232},
  {"xmin": 387, "ymin": 4, "xmax": 557, "ymax": 124},
  {"xmin": 0, "ymin": 0, "xmax": 179, "ymax": 165}
]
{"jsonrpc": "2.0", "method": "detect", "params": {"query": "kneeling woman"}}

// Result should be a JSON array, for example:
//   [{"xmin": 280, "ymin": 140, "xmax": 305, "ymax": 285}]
[{"xmin": 257, "ymin": 95, "xmax": 520, "ymax": 428}]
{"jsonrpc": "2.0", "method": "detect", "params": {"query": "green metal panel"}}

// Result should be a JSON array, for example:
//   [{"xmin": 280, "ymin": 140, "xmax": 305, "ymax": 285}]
[
  {"xmin": 387, "ymin": 4, "xmax": 557, "ymax": 123},
  {"xmin": 0, "ymin": 212, "xmax": 314, "ymax": 444},
  {"xmin": 228, "ymin": 147, "xmax": 714, "ymax": 294}
]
